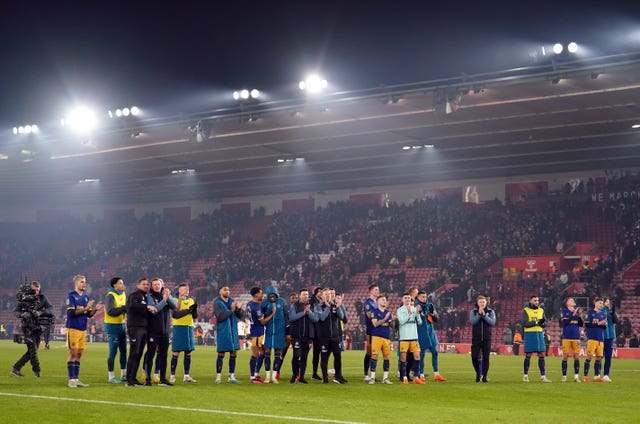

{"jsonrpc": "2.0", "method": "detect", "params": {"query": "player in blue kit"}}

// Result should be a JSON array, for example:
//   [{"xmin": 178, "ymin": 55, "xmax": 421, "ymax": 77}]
[
  {"xmin": 260, "ymin": 285, "xmax": 286, "ymax": 384},
  {"xmin": 246, "ymin": 287, "xmax": 265, "ymax": 383},
  {"xmin": 583, "ymin": 298, "xmax": 607, "ymax": 382},
  {"xmin": 367, "ymin": 295, "xmax": 394, "ymax": 384},
  {"xmin": 560, "ymin": 297, "xmax": 583, "ymax": 382},
  {"xmin": 362, "ymin": 284, "xmax": 379, "ymax": 382},
  {"xmin": 65, "ymin": 275, "xmax": 103, "ymax": 388}
]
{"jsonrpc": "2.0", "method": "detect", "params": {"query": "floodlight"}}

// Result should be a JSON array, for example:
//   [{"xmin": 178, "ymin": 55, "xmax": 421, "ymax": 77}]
[
  {"xmin": 108, "ymin": 110, "xmax": 114, "ymax": 118},
  {"xmin": 240, "ymin": 89, "xmax": 250, "ymax": 99},
  {"xmin": 567, "ymin": 42, "xmax": 578, "ymax": 53},
  {"xmin": 299, "ymin": 74, "xmax": 328, "ymax": 93},
  {"xmin": 122, "ymin": 107, "xmax": 130, "ymax": 117},
  {"xmin": 553, "ymin": 43, "xmax": 564, "ymax": 54},
  {"xmin": 116, "ymin": 109, "xmax": 122, "ymax": 117},
  {"xmin": 18, "ymin": 126, "xmax": 24, "ymax": 134},
  {"xmin": 250, "ymin": 89, "xmax": 260, "ymax": 99},
  {"xmin": 12, "ymin": 127, "xmax": 18, "ymax": 135},
  {"xmin": 130, "ymin": 106, "xmax": 140, "ymax": 116},
  {"xmin": 233, "ymin": 91, "xmax": 240, "ymax": 100},
  {"xmin": 24, "ymin": 125, "xmax": 32, "ymax": 134},
  {"xmin": 65, "ymin": 106, "xmax": 98, "ymax": 134}
]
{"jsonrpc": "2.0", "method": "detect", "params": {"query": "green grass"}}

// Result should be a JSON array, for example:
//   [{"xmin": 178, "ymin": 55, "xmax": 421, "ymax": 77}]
[{"xmin": 1, "ymin": 340, "xmax": 639, "ymax": 423}]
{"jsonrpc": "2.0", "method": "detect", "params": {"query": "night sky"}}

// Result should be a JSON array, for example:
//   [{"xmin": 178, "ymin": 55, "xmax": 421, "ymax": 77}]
[{"xmin": 1, "ymin": 1, "xmax": 639, "ymax": 128}]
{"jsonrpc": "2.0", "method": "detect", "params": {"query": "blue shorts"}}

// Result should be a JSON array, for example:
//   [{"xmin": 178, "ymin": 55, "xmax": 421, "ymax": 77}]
[
  {"xmin": 524, "ymin": 332, "xmax": 545, "ymax": 353},
  {"xmin": 172, "ymin": 326, "xmax": 195, "ymax": 352}
]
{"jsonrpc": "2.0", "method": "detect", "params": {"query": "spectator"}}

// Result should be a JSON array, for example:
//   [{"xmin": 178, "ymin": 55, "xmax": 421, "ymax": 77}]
[
  {"xmin": 513, "ymin": 331, "xmax": 522, "ymax": 356},
  {"xmin": 503, "ymin": 327, "xmax": 512, "ymax": 345}
]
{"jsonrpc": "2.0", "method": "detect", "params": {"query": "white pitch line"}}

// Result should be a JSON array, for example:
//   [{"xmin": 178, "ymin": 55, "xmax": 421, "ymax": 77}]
[{"xmin": 0, "ymin": 392, "xmax": 368, "ymax": 424}]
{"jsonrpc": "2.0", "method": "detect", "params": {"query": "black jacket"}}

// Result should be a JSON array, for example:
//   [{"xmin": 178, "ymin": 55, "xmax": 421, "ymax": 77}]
[
  {"xmin": 315, "ymin": 302, "xmax": 345, "ymax": 340},
  {"xmin": 289, "ymin": 301, "xmax": 318, "ymax": 339},
  {"xmin": 469, "ymin": 305, "xmax": 496, "ymax": 342},
  {"xmin": 147, "ymin": 290, "xmax": 176, "ymax": 335},
  {"xmin": 126, "ymin": 289, "xmax": 149, "ymax": 328}
]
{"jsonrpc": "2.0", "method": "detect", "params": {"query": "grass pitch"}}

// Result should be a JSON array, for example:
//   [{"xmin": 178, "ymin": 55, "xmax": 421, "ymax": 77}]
[{"xmin": 1, "ymin": 340, "xmax": 638, "ymax": 423}]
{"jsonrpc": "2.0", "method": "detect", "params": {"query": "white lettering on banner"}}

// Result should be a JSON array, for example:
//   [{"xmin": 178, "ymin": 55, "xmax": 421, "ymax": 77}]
[
  {"xmin": 437, "ymin": 344, "xmax": 459, "ymax": 353},
  {"xmin": 592, "ymin": 191, "xmax": 640, "ymax": 202},
  {"xmin": 526, "ymin": 260, "xmax": 537, "ymax": 272}
]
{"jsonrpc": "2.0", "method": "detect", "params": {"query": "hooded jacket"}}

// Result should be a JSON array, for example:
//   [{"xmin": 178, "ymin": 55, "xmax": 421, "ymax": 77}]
[
  {"xmin": 261, "ymin": 285, "xmax": 287, "ymax": 348},
  {"xmin": 416, "ymin": 299, "xmax": 439, "ymax": 348}
]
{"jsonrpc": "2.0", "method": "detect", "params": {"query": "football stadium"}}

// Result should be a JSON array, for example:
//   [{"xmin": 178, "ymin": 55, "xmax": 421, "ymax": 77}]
[{"xmin": 2, "ymin": 3, "xmax": 640, "ymax": 423}]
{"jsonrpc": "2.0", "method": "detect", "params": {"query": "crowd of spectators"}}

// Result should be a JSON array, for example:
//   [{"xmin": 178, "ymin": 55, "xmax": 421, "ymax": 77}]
[{"xmin": 1, "ymin": 172, "xmax": 640, "ymax": 343}]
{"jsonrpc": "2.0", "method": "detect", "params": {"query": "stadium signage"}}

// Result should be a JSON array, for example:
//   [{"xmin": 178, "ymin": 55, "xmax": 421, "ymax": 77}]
[{"xmin": 591, "ymin": 191, "xmax": 640, "ymax": 202}]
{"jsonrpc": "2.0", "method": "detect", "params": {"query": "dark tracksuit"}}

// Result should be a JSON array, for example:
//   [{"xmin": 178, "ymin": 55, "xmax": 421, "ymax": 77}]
[
  {"xmin": 144, "ymin": 290, "xmax": 177, "ymax": 382},
  {"xmin": 125, "ymin": 289, "xmax": 149, "ymax": 384},
  {"xmin": 288, "ymin": 301, "xmax": 319, "ymax": 380},
  {"xmin": 310, "ymin": 294, "xmax": 323, "ymax": 377},
  {"xmin": 315, "ymin": 301, "xmax": 346, "ymax": 382},
  {"xmin": 469, "ymin": 305, "xmax": 496, "ymax": 380}
]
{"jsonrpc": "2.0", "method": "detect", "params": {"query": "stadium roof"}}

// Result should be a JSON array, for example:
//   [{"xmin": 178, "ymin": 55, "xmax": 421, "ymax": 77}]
[{"xmin": 3, "ymin": 52, "xmax": 640, "ymax": 206}]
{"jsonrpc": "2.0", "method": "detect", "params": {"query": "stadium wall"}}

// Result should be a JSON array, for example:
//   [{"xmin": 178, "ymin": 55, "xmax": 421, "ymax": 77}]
[{"xmin": 0, "ymin": 170, "xmax": 607, "ymax": 222}]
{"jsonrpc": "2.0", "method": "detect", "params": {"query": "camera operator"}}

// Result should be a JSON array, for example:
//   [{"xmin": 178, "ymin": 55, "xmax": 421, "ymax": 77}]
[{"xmin": 11, "ymin": 281, "xmax": 53, "ymax": 378}]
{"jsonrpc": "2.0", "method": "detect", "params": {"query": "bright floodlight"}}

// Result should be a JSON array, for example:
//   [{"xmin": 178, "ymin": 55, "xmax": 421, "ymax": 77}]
[
  {"xmin": 240, "ymin": 89, "xmax": 250, "ymax": 99},
  {"xmin": 12, "ymin": 127, "xmax": 18, "ymax": 134},
  {"xmin": 130, "ymin": 106, "xmax": 140, "ymax": 116},
  {"xmin": 115, "ymin": 109, "xmax": 122, "ymax": 117},
  {"xmin": 18, "ymin": 126, "xmax": 24, "ymax": 134},
  {"xmin": 553, "ymin": 43, "xmax": 564, "ymax": 54},
  {"xmin": 24, "ymin": 125, "xmax": 32, "ymax": 134},
  {"xmin": 233, "ymin": 91, "xmax": 240, "ymax": 100},
  {"xmin": 31, "ymin": 124, "xmax": 39, "ymax": 133},
  {"xmin": 567, "ymin": 42, "xmax": 578, "ymax": 53},
  {"xmin": 122, "ymin": 107, "xmax": 130, "ymax": 117},
  {"xmin": 65, "ymin": 106, "xmax": 97, "ymax": 134},
  {"xmin": 250, "ymin": 89, "xmax": 260, "ymax": 99},
  {"xmin": 299, "ymin": 74, "xmax": 328, "ymax": 93}
]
